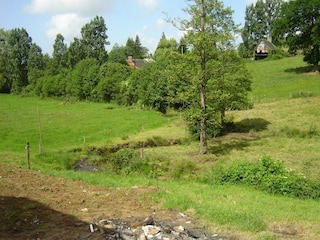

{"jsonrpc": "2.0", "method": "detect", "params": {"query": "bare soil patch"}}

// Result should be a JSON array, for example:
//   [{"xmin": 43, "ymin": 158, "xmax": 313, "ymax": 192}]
[{"xmin": 0, "ymin": 162, "xmax": 201, "ymax": 239}]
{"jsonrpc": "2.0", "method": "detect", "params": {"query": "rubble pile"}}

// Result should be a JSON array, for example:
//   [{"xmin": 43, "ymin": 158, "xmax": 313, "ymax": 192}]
[{"xmin": 79, "ymin": 216, "xmax": 226, "ymax": 240}]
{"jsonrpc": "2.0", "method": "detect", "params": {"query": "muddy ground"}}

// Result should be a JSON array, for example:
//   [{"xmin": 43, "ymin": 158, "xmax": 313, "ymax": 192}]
[{"xmin": 0, "ymin": 162, "xmax": 214, "ymax": 240}]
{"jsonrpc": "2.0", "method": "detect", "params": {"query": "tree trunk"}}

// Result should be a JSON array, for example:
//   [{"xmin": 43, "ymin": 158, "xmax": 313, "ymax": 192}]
[
  {"xmin": 199, "ymin": 0, "xmax": 208, "ymax": 154},
  {"xmin": 199, "ymin": 83, "xmax": 208, "ymax": 154},
  {"xmin": 313, "ymin": 62, "xmax": 319, "ymax": 72}
]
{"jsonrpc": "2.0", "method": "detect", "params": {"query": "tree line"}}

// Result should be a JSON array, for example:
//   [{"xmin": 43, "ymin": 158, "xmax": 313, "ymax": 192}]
[
  {"xmin": 239, "ymin": 0, "xmax": 320, "ymax": 71},
  {"xmin": 1, "ymin": 0, "xmax": 319, "ymax": 153}
]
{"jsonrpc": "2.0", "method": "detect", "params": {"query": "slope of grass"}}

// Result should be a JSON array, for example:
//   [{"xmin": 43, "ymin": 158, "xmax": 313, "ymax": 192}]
[
  {"xmin": 0, "ymin": 94, "xmax": 169, "ymax": 155},
  {"xmin": 1, "ymin": 57, "xmax": 320, "ymax": 239},
  {"xmin": 246, "ymin": 56, "xmax": 320, "ymax": 101}
]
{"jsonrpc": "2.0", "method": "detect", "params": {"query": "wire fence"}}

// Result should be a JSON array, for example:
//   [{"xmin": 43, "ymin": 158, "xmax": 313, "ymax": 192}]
[{"xmin": 249, "ymin": 90, "xmax": 318, "ymax": 103}]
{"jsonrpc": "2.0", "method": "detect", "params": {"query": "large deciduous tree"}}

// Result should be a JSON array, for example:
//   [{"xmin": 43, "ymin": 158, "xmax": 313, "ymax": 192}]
[
  {"xmin": 274, "ymin": 0, "xmax": 320, "ymax": 71},
  {"xmin": 154, "ymin": 33, "xmax": 179, "ymax": 60},
  {"xmin": 0, "ymin": 28, "xmax": 12, "ymax": 93},
  {"xmin": 6, "ymin": 28, "xmax": 32, "ymax": 93},
  {"xmin": 108, "ymin": 44, "xmax": 128, "ymax": 65},
  {"xmin": 68, "ymin": 37, "xmax": 85, "ymax": 68},
  {"xmin": 125, "ymin": 35, "xmax": 148, "ymax": 59},
  {"xmin": 52, "ymin": 34, "xmax": 68, "ymax": 71},
  {"xmin": 168, "ymin": 0, "xmax": 251, "ymax": 154},
  {"xmin": 80, "ymin": 16, "xmax": 109, "ymax": 64},
  {"xmin": 27, "ymin": 43, "xmax": 45, "ymax": 89}
]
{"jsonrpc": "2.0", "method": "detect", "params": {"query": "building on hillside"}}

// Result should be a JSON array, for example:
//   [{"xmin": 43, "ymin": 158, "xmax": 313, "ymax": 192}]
[
  {"xmin": 255, "ymin": 39, "xmax": 277, "ymax": 60},
  {"xmin": 126, "ymin": 56, "xmax": 154, "ymax": 69}
]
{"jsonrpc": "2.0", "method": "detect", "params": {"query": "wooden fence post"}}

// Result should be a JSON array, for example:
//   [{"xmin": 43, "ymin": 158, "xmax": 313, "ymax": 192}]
[
  {"xmin": 26, "ymin": 142, "xmax": 30, "ymax": 169},
  {"xmin": 38, "ymin": 108, "xmax": 43, "ymax": 155}
]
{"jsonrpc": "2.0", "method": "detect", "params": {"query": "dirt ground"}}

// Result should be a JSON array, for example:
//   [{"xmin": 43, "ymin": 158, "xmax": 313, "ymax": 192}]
[{"xmin": 0, "ymin": 162, "xmax": 206, "ymax": 240}]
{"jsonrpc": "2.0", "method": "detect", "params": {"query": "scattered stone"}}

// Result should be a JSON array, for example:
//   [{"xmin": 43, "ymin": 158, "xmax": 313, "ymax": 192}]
[
  {"xmin": 81, "ymin": 216, "xmax": 228, "ymax": 240},
  {"xmin": 173, "ymin": 225, "xmax": 185, "ymax": 232},
  {"xmin": 142, "ymin": 216, "xmax": 154, "ymax": 226},
  {"xmin": 188, "ymin": 229, "xmax": 202, "ymax": 238}
]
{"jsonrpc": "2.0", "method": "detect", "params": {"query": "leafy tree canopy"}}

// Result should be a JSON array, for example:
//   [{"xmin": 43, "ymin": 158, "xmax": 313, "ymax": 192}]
[
  {"xmin": 167, "ymin": 0, "xmax": 251, "ymax": 154},
  {"xmin": 274, "ymin": 0, "xmax": 320, "ymax": 71},
  {"xmin": 241, "ymin": 0, "xmax": 283, "ymax": 58},
  {"xmin": 80, "ymin": 16, "xmax": 109, "ymax": 64}
]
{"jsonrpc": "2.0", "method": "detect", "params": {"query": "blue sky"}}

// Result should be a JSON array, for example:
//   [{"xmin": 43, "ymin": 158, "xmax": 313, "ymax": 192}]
[{"xmin": 0, "ymin": 0, "xmax": 257, "ymax": 55}]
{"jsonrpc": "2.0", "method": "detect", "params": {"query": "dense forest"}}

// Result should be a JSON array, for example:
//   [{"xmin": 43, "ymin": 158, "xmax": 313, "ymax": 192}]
[{"xmin": 1, "ymin": 0, "xmax": 319, "ymax": 152}]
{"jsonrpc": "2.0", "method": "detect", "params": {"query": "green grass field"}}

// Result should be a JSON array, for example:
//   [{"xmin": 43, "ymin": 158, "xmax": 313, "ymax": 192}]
[
  {"xmin": 247, "ymin": 56, "xmax": 320, "ymax": 101},
  {"xmin": 1, "ymin": 56, "xmax": 320, "ymax": 239}
]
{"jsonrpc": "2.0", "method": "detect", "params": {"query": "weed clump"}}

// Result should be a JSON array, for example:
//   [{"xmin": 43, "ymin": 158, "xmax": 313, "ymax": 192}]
[{"xmin": 204, "ymin": 155, "xmax": 320, "ymax": 200}]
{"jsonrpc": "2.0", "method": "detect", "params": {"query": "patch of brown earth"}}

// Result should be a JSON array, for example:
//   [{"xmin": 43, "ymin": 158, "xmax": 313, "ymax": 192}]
[{"xmin": 0, "ymin": 162, "xmax": 210, "ymax": 240}]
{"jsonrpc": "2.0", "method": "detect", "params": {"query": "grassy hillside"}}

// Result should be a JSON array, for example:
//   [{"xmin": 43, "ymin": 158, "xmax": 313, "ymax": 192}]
[
  {"xmin": 1, "ymin": 56, "xmax": 320, "ymax": 239},
  {"xmin": 246, "ymin": 56, "xmax": 320, "ymax": 101},
  {"xmin": 0, "ymin": 95, "xmax": 169, "ymax": 153}
]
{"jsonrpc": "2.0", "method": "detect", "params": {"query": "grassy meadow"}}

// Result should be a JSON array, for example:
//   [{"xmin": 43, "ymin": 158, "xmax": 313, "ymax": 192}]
[{"xmin": 1, "ymin": 56, "xmax": 320, "ymax": 239}]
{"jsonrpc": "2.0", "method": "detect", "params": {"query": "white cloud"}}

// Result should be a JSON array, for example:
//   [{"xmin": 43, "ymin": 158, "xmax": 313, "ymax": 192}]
[
  {"xmin": 25, "ymin": 0, "xmax": 117, "ymax": 15},
  {"xmin": 156, "ymin": 18, "xmax": 166, "ymax": 29},
  {"xmin": 138, "ymin": 0, "xmax": 160, "ymax": 11},
  {"xmin": 46, "ymin": 14, "xmax": 88, "ymax": 44}
]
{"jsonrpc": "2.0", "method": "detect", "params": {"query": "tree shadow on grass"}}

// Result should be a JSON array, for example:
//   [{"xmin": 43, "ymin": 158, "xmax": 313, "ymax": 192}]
[
  {"xmin": 0, "ymin": 196, "xmax": 91, "ymax": 240},
  {"xmin": 209, "ymin": 118, "xmax": 270, "ymax": 155},
  {"xmin": 209, "ymin": 139, "xmax": 252, "ymax": 156},
  {"xmin": 233, "ymin": 118, "xmax": 271, "ymax": 133},
  {"xmin": 284, "ymin": 65, "xmax": 314, "ymax": 74}
]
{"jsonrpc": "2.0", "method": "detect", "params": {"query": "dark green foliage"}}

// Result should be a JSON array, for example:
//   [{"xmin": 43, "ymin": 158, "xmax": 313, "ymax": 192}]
[
  {"xmin": 154, "ymin": 33, "xmax": 179, "ymax": 60},
  {"xmin": 27, "ymin": 43, "xmax": 45, "ymax": 90},
  {"xmin": 242, "ymin": 0, "xmax": 283, "ymax": 58},
  {"xmin": 68, "ymin": 38, "xmax": 85, "ymax": 68},
  {"xmin": 125, "ymin": 35, "xmax": 148, "ymax": 59},
  {"xmin": 126, "ymin": 61, "xmax": 169, "ymax": 113},
  {"xmin": 80, "ymin": 16, "xmax": 109, "ymax": 64},
  {"xmin": 52, "ymin": 34, "xmax": 68, "ymax": 72},
  {"xmin": 108, "ymin": 44, "xmax": 128, "ymax": 64},
  {"xmin": 0, "ymin": 28, "xmax": 32, "ymax": 93},
  {"xmin": 68, "ymin": 58, "xmax": 100, "ymax": 100},
  {"xmin": 273, "ymin": 0, "xmax": 320, "ymax": 71},
  {"xmin": 204, "ymin": 156, "xmax": 320, "ymax": 199},
  {"xmin": 95, "ymin": 62, "xmax": 132, "ymax": 102}
]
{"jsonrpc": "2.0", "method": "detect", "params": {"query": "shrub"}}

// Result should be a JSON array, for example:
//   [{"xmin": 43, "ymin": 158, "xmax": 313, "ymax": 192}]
[{"xmin": 203, "ymin": 156, "xmax": 320, "ymax": 199}]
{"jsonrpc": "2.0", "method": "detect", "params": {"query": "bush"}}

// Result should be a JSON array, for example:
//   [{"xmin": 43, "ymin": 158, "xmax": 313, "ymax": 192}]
[{"xmin": 203, "ymin": 156, "xmax": 320, "ymax": 199}]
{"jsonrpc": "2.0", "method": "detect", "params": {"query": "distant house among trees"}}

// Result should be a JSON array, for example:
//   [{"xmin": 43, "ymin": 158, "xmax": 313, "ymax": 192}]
[
  {"xmin": 126, "ymin": 56, "xmax": 154, "ymax": 69},
  {"xmin": 255, "ymin": 39, "xmax": 277, "ymax": 60}
]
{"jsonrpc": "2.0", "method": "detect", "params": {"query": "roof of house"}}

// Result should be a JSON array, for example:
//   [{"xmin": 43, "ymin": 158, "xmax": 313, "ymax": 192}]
[
  {"xmin": 126, "ymin": 56, "xmax": 154, "ymax": 69},
  {"xmin": 258, "ymin": 39, "xmax": 277, "ymax": 51}
]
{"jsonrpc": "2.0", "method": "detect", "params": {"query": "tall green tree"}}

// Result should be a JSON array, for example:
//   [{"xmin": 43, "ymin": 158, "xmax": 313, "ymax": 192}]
[
  {"xmin": 154, "ymin": 33, "xmax": 179, "ymax": 60},
  {"xmin": 80, "ymin": 16, "xmax": 109, "ymax": 64},
  {"xmin": 68, "ymin": 58, "xmax": 100, "ymax": 100},
  {"xmin": 274, "ymin": 0, "xmax": 320, "ymax": 71},
  {"xmin": 125, "ymin": 35, "xmax": 148, "ymax": 58},
  {"xmin": 108, "ymin": 44, "xmax": 127, "ymax": 64},
  {"xmin": 27, "ymin": 43, "xmax": 45, "ymax": 90},
  {"xmin": 7, "ymin": 28, "xmax": 32, "ymax": 93},
  {"xmin": 68, "ymin": 37, "xmax": 85, "ymax": 68},
  {"xmin": 127, "ymin": 61, "xmax": 168, "ymax": 113},
  {"xmin": 168, "ymin": 0, "xmax": 251, "ymax": 154},
  {"xmin": 241, "ymin": 0, "xmax": 283, "ymax": 58},
  {"xmin": 95, "ymin": 62, "xmax": 132, "ymax": 102},
  {"xmin": 0, "ymin": 29, "xmax": 13, "ymax": 93},
  {"xmin": 52, "ymin": 33, "xmax": 68, "ymax": 71}
]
